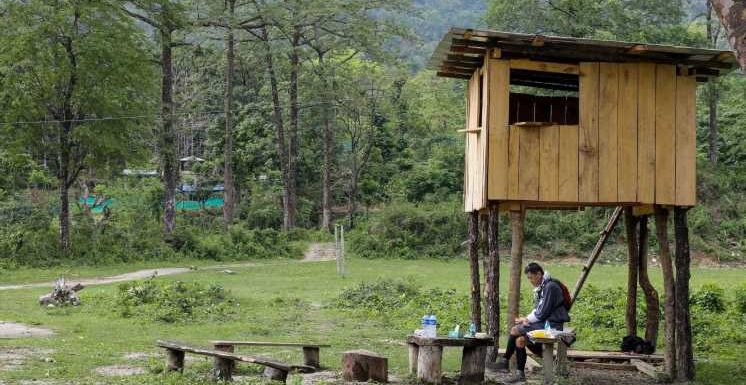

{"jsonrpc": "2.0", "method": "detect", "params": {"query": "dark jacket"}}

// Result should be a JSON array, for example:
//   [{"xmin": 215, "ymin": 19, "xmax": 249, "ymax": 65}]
[{"xmin": 528, "ymin": 277, "xmax": 571, "ymax": 325}]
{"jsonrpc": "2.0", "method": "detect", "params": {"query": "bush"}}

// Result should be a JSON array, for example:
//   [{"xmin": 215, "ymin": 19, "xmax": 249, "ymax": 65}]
[
  {"xmin": 348, "ymin": 200, "xmax": 466, "ymax": 259},
  {"xmin": 113, "ymin": 278, "xmax": 238, "ymax": 323},
  {"xmin": 335, "ymin": 278, "xmax": 471, "ymax": 331},
  {"xmin": 735, "ymin": 284, "xmax": 746, "ymax": 314},
  {"xmin": 691, "ymin": 284, "xmax": 726, "ymax": 313}
]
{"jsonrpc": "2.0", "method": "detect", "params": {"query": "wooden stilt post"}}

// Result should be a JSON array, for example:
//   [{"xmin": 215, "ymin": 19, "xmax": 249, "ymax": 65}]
[
  {"xmin": 637, "ymin": 216, "xmax": 660, "ymax": 345},
  {"xmin": 624, "ymin": 208, "xmax": 639, "ymax": 337},
  {"xmin": 468, "ymin": 211, "xmax": 482, "ymax": 332},
  {"xmin": 506, "ymin": 210, "xmax": 524, "ymax": 334},
  {"xmin": 571, "ymin": 207, "xmax": 623, "ymax": 304},
  {"xmin": 674, "ymin": 207, "xmax": 694, "ymax": 381},
  {"xmin": 655, "ymin": 206, "xmax": 676, "ymax": 378},
  {"xmin": 484, "ymin": 203, "xmax": 500, "ymax": 362}
]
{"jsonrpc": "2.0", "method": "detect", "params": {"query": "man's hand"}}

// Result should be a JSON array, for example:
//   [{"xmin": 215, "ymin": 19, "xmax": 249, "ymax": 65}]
[{"xmin": 514, "ymin": 317, "xmax": 528, "ymax": 325}]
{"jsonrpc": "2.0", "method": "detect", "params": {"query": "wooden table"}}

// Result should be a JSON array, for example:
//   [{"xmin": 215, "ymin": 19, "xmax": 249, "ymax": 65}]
[{"xmin": 406, "ymin": 336, "xmax": 494, "ymax": 385}]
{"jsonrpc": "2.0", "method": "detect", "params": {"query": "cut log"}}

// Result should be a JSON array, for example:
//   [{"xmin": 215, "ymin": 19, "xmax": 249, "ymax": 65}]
[
  {"xmin": 674, "ymin": 207, "xmax": 694, "ymax": 381},
  {"xmin": 303, "ymin": 346, "xmax": 320, "ymax": 369},
  {"xmin": 408, "ymin": 343, "xmax": 419, "ymax": 374},
  {"xmin": 342, "ymin": 350, "xmax": 388, "ymax": 383},
  {"xmin": 166, "ymin": 348, "xmax": 185, "ymax": 372},
  {"xmin": 417, "ymin": 345, "xmax": 443, "ymax": 384},
  {"xmin": 212, "ymin": 343, "xmax": 234, "ymax": 381},
  {"xmin": 459, "ymin": 346, "xmax": 486, "ymax": 385},
  {"xmin": 631, "ymin": 358, "xmax": 670, "ymax": 383},
  {"xmin": 655, "ymin": 206, "xmax": 676, "ymax": 378},
  {"xmin": 264, "ymin": 366, "xmax": 289, "ymax": 382}
]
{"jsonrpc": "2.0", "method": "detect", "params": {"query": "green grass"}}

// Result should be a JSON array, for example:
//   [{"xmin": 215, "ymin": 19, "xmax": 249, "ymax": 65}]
[{"xmin": 0, "ymin": 258, "xmax": 744, "ymax": 384}]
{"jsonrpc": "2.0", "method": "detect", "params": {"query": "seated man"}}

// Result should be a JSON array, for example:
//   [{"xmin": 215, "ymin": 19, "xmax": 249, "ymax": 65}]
[{"xmin": 495, "ymin": 262, "xmax": 570, "ymax": 383}]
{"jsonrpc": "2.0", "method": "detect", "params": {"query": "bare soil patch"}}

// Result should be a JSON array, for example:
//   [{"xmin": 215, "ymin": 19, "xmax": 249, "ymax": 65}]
[
  {"xmin": 94, "ymin": 365, "xmax": 146, "ymax": 377},
  {"xmin": 0, "ymin": 347, "xmax": 54, "ymax": 372},
  {"xmin": 0, "ymin": 322, "xmax": 54, "ymax": 339}
]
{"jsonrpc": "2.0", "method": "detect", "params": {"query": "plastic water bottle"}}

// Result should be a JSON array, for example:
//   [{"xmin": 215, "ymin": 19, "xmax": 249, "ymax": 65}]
[
  {"xmin": 544, "ymin": 320, "xmax": 551, "ymax": 336},
  {"xmin": 431, "ymin": 314, "xmax": 437, "ymax": 337},
  {"xmin": 422, "ymin": 315, "xmax": 429, "ymax": 336}
]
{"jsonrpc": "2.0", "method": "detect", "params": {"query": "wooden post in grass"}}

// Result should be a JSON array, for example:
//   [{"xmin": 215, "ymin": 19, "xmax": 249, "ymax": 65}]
[
  {"xmin": 655, "ymin": 206, "xmax": 676, "ymax": 378},
  {"xmin": 674, "ymin": 207, "xmax": 694, "ymax": 381},
  {"xmin": 484, "ymin": 203, "xmax": 500, "ymax": 362},
  {"xmin": 624, "ymin": 208, "xmax": 639, "ymax": 336},
  {"xmin": 506, "ymin": 210, "xmax": 524, "ymax": 334},
  {"xmin": 637, "ymin": 215, "xmax": 660, "ymax": 345},
  {"xmin": 468, "ymin": 211, "xmax": 482, "ymax": 332}
]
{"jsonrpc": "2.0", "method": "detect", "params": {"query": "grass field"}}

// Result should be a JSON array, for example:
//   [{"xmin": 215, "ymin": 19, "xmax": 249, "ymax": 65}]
[{"xmin": 1, "ymin": 257, "xmax": 745, "ymax": 384}]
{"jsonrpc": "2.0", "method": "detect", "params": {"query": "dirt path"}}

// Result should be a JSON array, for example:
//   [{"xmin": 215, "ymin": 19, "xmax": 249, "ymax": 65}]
[{"xmin": 0, "ymin": 243, "xmax": 336, "ymax": 291}]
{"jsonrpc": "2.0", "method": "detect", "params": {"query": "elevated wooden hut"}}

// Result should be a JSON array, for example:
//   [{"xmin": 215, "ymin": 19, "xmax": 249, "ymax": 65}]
[{"xmin": 429, "ymin": 28, "xmax": 737, "ymax": 381}]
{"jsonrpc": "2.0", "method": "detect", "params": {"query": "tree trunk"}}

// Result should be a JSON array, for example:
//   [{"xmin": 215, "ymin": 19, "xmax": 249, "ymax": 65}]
[
  {"xmin": 260, "ymin": 25, "xmax": 289, "ymax": 230},
  {"xmin": 285, "ymin": 25, "xmax": 301, "ymax": 230},
  {"xmin": 319, "ymin": 55, "xmax": 333, "ymax": 231},
  {"xmin": 222, "ymin": 0, "xmax": 236, "ymax": 227},
  {"xmin": 710, "ymin": 0, "xmax": 746, "ymax": 71},
  {"xmin": 57, "ymin": 118, "xmax": 74, "ymax": 252},
  {"xmin": 674, "ymin": 207, "xmax": 694, "ymax": 381},
  {"xmin": 484, "ymin": 203, "xmax": 500, "ymax": 362},
  {"xmin": 161, "ymin": 28, "xmax": 178, "ymax": 235},
  {"xmin": 624, "ymin": 208, "xmax": 638, "ymax": 337},
  {"xmin": 468, "ymin": 211, "xmax": 482, "ymax": 332},
  {"xmin": 506, "ymin": 210, "xmax": 524, "ymax": 334},
  {"xmin": 706, "ymin": 2, "xmax": 720, "ymax": 164},
  {"xmin": 637, "ymin": 216, "xmax": 660, "ymax": 345},
  {"xmin": 655, "ymin": 206, "xmax": 676, "ymax": 378}
]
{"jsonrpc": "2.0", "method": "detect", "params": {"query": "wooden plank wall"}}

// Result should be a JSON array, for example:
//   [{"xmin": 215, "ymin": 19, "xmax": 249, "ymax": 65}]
[
  {"xmin": 487, "ymin": 58, "xmax": 510, "ymax": 200},
  {"xmin": 479, "ymin": 61, "xmax": 698, "ymax": 208}
]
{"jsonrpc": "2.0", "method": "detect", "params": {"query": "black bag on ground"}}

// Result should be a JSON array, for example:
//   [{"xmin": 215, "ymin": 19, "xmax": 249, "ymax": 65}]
[{"xmin": 620, "ymin": 335, "xmax": 655, "ymax": 354}]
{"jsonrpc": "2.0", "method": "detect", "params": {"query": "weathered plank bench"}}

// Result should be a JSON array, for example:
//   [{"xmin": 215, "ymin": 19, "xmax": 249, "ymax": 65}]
[
  {"xmin": 156, "ymin": 340, "xmax": 314, "ymax": 382},
  {"xmin": 209, "ymin": 340, "xmax": 331, "ymax": 369}
]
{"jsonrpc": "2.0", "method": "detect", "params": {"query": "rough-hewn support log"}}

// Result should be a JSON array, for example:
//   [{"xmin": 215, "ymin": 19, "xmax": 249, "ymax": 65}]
[
  {"xmin": 674, "ymin": 207, "xmax": 694, "ymax": 381},
  {"xmin": 417, "ymin": 345, "xmax": 443, "ymax": 384},
  {"xmin": 624, "ymin": 208, "xmax": 639, "ymax": 336},
  {"xmin": 166, "ymin": 348, "xmax": 184, "ymax": 372},
  {"xmin": 484, "ymin": 203, "xmax": 500, "ymax": 362},
  {"xmin": 460, "ymin": 346, "xmax": 487, "ymax": 385},
  {"xmin": 468, "ymin": 211, "xmax": 482, "ymax": 332},
  {"xmin": 263, "ymin": 366, "xmax": 288, "ymax": 382},
  {"xmin": 212, "ymin": 343, "xmax": 234, "ymax": 381},
  {"xmin": 303, "ymin": 346, "xmax": 320, "ymax": 369},
  {"xmin": 654, "ymin": 206, "xmax": 676, "ymax": 379},
  {"xmin": 408, "ymin": 343, "xmax": 419, "ymax": 374},
  {"xmin": 710, "ymin": 0, "xmax": 746, "ymax": 71},
  {"xmin": 637, "ymin": 216, "xmax": 660, "ymax": 345},
  {"xmin": 506, "ymin": 210, "xmax": 524, "ymax": 334}
]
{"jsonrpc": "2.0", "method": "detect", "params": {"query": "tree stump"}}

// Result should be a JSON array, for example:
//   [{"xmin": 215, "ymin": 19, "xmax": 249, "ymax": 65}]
[
  {"xmin": 263, "ymin": 366, "xmax": 289, "ymax": 382},
  {"xmin": 342, "ymin": 350, "xmax": 388, "ymax": 383}
]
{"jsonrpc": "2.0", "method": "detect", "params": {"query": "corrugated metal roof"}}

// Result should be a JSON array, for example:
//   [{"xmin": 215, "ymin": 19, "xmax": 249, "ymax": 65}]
[{"xmin": 430, "ymin": 28, "xmax": 737, "ymax": 82}]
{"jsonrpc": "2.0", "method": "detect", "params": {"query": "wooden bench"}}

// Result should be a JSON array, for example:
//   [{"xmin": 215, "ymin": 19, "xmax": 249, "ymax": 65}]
[
  {"xmin": 527, "ymin": 327, "xmax": 575, "ymax": 385},
  {"xmin": 209, "ymin": 340, "xmax": 331, "ymax": 369},
  {"xmin": 156, "ymin": 340, "xmax": 314, "ymax": 382},
  {"xmin": 407, "ymin": 335, "xmax": 494, "ymax": 385}
]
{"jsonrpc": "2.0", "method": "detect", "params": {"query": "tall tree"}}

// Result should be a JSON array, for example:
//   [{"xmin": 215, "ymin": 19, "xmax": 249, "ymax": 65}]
[
  {"xmin": 0, "ymin": 0, "xmax": 155, "ymax": 251},
  {"xmin": 710, "ymin": 0, "xmax": 746, "ymax": 71},
  {"xmin": 122, "ymin": 0, "xmax": 190, "ymax": 236},
  {"xmin": 705, "ymin": 1, "xmax": 724, "ymax": 164}
]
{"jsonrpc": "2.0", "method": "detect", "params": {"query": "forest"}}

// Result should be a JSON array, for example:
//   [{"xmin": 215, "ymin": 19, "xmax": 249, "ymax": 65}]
[{"xmin": 0, "ymin": 0, "xmax": 745, "ymax": 268}]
